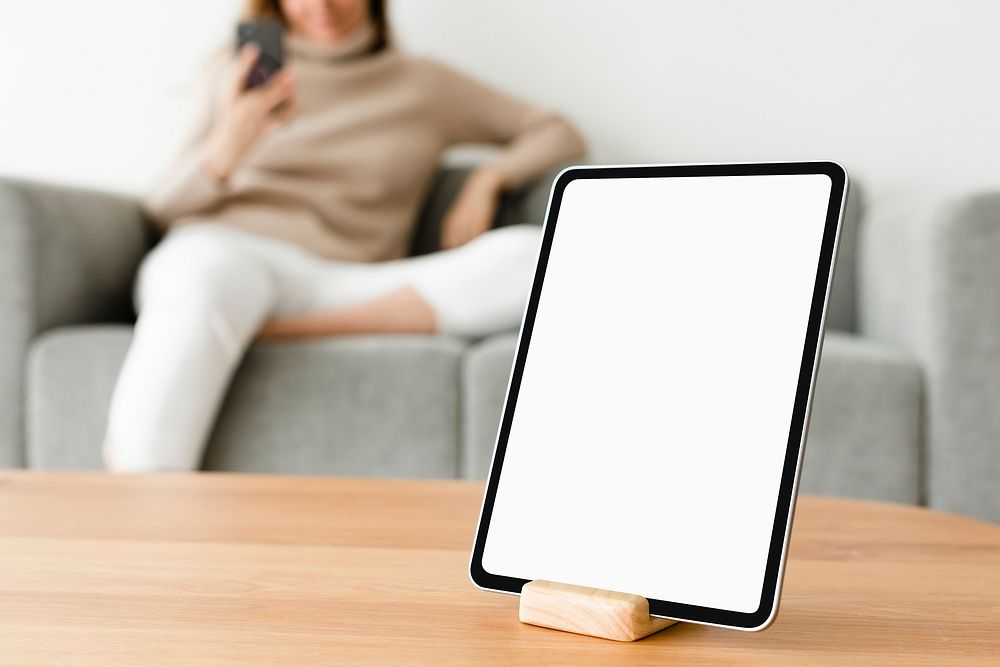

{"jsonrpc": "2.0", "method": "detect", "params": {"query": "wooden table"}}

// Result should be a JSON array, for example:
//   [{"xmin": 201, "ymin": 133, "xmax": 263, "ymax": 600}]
[{"xmin": 1, "ymin": 471, "xmax": 998, "ymax": 665}]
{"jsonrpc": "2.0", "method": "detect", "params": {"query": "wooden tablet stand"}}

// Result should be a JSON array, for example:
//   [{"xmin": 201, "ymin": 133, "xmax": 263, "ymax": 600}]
[{"xmin": 519, "ymin": 580, "xmax": 678, "ymax": 642}]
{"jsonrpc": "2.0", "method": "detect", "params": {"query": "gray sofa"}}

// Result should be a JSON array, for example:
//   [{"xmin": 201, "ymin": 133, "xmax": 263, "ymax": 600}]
[{"xmin": 1, "ymin": 169, "xmax": 998, "ymax": 522}]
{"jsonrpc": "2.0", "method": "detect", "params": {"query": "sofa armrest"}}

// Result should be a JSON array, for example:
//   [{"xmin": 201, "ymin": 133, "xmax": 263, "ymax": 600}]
[
  {"xmin": 0, "ymin": 177, "xmax": 151, "ymax": 467},
  {"xmin": 858, "ymin": 191, "xmax": 1000, "ymax": 521}
]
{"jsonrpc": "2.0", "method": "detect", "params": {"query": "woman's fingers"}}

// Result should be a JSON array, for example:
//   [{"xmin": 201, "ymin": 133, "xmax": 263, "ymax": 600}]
[
  {"xmin": 204, "ymin": 48, "xmax": 297, "ymax": 181},
  {"xmin": 441, "ymin": 215, "xmax": 459, "ymax": 248},
  {"xmin": 443, "ymin": 214, "xmax": 472, "ymax": 249},
  {"xmin": 225, "ymin": 44, "xmax": 260, "ymax": 101},
  {"xmin": 265, "ymin": 97, "xmax": 300, "ymax": 133},
  {"xmin": 456, "ymin": 218, "xmax": 473, "ymax": 246},
  {"xmin": 252, "ymin": 69, "xmax": 297, "ymax": 113}
]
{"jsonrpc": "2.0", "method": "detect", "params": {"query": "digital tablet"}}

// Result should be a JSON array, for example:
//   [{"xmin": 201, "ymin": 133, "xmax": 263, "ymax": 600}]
[{"xmin": 469, "ymin": 161, "xmax": 849, "ymax": 631}]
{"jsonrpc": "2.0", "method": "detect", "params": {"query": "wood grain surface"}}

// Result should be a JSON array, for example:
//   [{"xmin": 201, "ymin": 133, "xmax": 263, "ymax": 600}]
[{"xmin": 0, "ymin": 471, "xmax": 998, "ymax": 665}]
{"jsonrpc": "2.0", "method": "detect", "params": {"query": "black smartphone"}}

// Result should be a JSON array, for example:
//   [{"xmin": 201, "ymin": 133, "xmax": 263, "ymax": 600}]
[{"xmin": 237, "ymin": 20, "xmax": 284, "ymax": 89}]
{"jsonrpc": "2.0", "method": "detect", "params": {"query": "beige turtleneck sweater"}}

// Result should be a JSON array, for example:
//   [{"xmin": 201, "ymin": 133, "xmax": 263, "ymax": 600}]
[{"xmin": 142, "ymin": 22, "xmax": 587, "ymax": 262}]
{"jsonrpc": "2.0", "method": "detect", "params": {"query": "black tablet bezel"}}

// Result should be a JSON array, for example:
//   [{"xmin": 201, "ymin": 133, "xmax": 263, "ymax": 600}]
[{"xmin": 468, "ymin": 161, "xmax": 849, "ymax": 631}]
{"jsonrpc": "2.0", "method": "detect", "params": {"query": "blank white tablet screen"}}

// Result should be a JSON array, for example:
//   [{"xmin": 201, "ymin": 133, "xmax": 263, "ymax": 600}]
[{"xmin": 482, "ymin": 173, "xmax": 832, "ymax": 614}]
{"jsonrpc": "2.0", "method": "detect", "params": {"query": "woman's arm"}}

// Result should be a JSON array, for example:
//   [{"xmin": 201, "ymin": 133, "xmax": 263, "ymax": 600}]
[
  {"xmin": 425, "ymin": 58, "xmax": 587, "ymax": 189},
  {"xmin": 426, "ymin": 59, "xmax": 587, "ymax": 248},
  {"xmin": 141, "ymin": 49, "xmax": 230, "ymax": 228},
  {"xmin": 439, "ymin": 164, "xmax": 507, "ymax": 249},
  {"xmin": 142, "ymin": 45, "xmax": 298, "ymax": 229}
]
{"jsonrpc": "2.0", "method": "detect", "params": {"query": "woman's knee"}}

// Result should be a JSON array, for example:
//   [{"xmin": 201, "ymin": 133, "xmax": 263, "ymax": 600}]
[
  {"xmin": 470, "ymin": 224, "xmax": 543, "ymax": 268},
  {"xmin": 409, "ymin": 225, "xmax": 542, "ymax": 338},
  {"xmin": 136, "ymin": 224, "xmax": 274, "ymax": 312},
  {"xmin": 482, "ymin": 223, "xmax": 542, "ymax": 247}
]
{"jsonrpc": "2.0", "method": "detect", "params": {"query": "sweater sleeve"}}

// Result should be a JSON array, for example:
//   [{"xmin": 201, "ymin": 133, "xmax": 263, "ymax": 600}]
[
  {"xmin": 423, "ymin": 59, "xmax": 587, "ymax": 190},
  {"xmin": 141, "ymin": 49, "xmax": 231, "ymax": 229}
]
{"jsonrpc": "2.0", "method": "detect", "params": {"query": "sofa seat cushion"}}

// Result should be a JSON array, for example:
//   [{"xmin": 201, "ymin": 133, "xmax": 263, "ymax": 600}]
[
  {"xmin": 27, "ymin": 325, "xmax": 465, "ymax": 477},
  {"xmin": 461, "ymin": 331, "xmax": 923, "ymax": 503}
]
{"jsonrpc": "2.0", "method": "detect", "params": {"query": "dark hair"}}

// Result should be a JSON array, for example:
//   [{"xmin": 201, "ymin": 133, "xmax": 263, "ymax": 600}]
[{"xmin": 243, "ymin": 0, "xmax": 390, "ymax": 53}]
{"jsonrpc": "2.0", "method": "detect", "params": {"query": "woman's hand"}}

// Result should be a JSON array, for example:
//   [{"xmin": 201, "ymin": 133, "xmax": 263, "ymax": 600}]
[
  {"xmin": 440, "ymin": 166, "xmax": 506, "ymax": 249},
  {"xmin": 202, "ymin": 44, "xmax": 299, "ymax": 182}
]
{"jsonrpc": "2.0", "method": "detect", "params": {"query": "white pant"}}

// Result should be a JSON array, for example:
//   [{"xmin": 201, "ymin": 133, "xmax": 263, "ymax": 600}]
[{"xmin": 103, "ymin": 222, "xmax": 542, "ymax": 472}]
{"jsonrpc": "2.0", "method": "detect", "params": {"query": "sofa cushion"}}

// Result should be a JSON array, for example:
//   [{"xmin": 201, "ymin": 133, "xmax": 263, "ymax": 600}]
[
  {"xmin": 461, "ymin": 331, "xmax": 922, "ymax": 503},
  {"xmin": 27, "ymin": 325, "xmax": 464, "ymax": 477}
]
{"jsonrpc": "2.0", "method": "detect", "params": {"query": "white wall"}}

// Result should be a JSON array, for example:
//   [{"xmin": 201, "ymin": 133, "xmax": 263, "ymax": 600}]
[
  {"xmin": 3, "ymin": 0, "xmax": 999, "ymax": 207},
  {"xmin": 1, "ymin": 0, "xmax": 243, "ymax": 195}
]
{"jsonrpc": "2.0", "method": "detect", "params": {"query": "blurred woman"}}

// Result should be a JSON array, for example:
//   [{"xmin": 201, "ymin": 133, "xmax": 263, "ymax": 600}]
[{"xmin": 102, "ymin": 0, "xmax": 586, "ymax": 472}]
